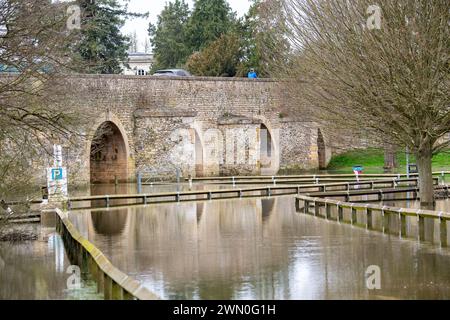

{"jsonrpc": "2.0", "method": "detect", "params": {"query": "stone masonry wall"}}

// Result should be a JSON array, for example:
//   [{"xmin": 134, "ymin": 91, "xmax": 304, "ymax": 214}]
[{"xmin": 20, "ymin": 74, "xmax": 338, "ymax": 185}]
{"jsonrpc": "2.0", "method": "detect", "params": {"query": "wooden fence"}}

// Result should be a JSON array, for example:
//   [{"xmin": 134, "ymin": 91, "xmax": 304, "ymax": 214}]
[
  {"xmin": 53, "ymin": 208, "xmax": 160, "ymax": 300},
  {"xmin": 67, "ymin": 178, "xmax": 423, "ymax": 210},
  {"xmin": 295, "ymin": 195, "xmax": 449, "ymax": 247}
]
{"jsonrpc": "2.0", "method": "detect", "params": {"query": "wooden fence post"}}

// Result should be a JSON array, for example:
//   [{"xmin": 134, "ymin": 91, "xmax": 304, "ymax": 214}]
[
  {"xmin": 440, "ymin": 217, "xmax": 447, "ymax": 247},
  {"xmin": 366, "ymin": 208, "xmax": 373, "ymax": 229},
  {"xmin": 351, "ymin": 207, "xmax": 357, "ymax": 225},
  {"xmin": 326, "ymin": 203, "xmax": 331, "ymax": 220},
  {"xmin": 400, "ymin": 213, "xmax": 407, "ymax": 238},
  {"xmin": 383, "ymin": 210, "xmax": 390, "ymax": 234},
  {"xmin": 418, "ymin": 215, "xmax": 425, "ymax": 241},
  {"xmin": 338, "ymin": 205, "xmax": 343, "ymax": 222}
]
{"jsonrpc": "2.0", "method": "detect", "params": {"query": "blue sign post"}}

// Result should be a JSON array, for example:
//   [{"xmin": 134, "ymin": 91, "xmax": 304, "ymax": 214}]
[
  {"xmin": 352, "ymin": 165, "xmax": 363, "ymax": 182},
  {"xmin": 352, "ymin": 165, "xmax": 363, "ymax": 173},
  {"xmin": 47, "ymin": 144, "xmax": 68, "ymax": 201},
  {"xmin": 51, "ymin": 168, "xmax": 64, "ymax": 181}
]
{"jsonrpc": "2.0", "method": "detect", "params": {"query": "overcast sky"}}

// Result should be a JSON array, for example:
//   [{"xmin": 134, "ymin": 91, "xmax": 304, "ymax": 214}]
[{"xmin": 120, "ymin": 0, "xmax": 251, "ymax": 52}]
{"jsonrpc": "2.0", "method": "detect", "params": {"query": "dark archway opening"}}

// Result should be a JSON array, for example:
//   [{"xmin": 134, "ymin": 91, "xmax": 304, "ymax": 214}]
[
  {"xmin": 317, "ymin": 129, "xmax": 327, "ymax": 169},
  {"xmin": 90, "ymin": 121, "xmax": 128, "ymax": 184},
  {"xmin": 260, "ymin": 124, "xmax": 273, "ymax": 169}
]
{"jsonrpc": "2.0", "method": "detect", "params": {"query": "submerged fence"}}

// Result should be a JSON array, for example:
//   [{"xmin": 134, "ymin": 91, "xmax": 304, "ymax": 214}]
[
  {"xmin": 186, "ymin": 171, "xmax": 450, "ymax": 183},
  {"xmin": 67, "ymin": 178, "xmax": 425, "ymax": 210},
  {"xmin": 295, "ymin": 195, "xmax": 450, "ymax": 247},
  {"xmin": 52, "ymin": 208, "xmax": 160, "ymax": 300}
]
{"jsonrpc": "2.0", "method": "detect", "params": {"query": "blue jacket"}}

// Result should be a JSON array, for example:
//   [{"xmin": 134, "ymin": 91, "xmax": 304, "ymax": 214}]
[{"xmin": 248, "ymin": 71, "xmax": 257, "ymax": 79}]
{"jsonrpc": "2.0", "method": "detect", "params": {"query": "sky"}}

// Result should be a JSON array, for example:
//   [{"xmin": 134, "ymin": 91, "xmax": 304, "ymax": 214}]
[{"xmin": 120, "ymin": 0, "xmax": 252, "ymax": 52}]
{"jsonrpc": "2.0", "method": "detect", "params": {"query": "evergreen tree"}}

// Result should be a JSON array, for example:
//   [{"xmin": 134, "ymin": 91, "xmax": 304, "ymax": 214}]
[
  {"xmin": 74, "ymin": 0, "xmax": 144, "ymax": 74},
  {"xmin": 185, "ymin": 33, "xmax": 242, "ymax": 76},
  {"xmin": 236, "ymin": 0, "xmax": 290, "ymax": 77},
  {"xmin": 148, "ymin": 0, "xmax": 191, "ymax": 70},
  {"xmin": 186, "ymin": 0, "xmax": 236, "ymax": 52}
]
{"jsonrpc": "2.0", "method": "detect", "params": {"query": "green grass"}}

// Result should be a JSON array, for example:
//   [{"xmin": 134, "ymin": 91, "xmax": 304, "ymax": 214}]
[{"xmin": 327, "ymin": 148, "xmax": 450, "ymax": 174}]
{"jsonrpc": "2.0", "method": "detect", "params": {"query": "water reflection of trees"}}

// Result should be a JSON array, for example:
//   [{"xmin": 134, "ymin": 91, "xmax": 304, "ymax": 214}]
[
  {"xmin": 79, "ymin": 197, "xmax": 450, "ymax": 299},
  {"xmin": 83, "ymin": 197, "xmax": 298, "ymax": 299}
]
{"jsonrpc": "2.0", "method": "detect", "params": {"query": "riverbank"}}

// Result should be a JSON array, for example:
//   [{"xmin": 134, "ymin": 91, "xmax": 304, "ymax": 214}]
[{"xmin": 327, "ymin": 148, "xmax": 449, "ymax": 174}]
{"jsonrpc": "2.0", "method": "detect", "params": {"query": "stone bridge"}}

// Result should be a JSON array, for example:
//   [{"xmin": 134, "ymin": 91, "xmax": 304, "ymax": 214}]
[{"xmin": 52, "ymin": 75, "xmax": 333, "ymax": 184}]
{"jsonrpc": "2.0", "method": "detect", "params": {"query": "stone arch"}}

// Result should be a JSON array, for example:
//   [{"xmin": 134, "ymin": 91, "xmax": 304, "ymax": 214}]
[
  {"xmin": 316, "ymin": 128, "xmax": 332, "ymax": 169},
  {"xmin": 88, "ymin": 114, "xmax": 133, "ymax": 184},
  {"xmin": 190, "ymin": 123, "xmax": 205, "ymax": 178},
  {"xmin": 317, "ymin": 128, "xmax": 327, "ymax": 169},
  {"xmin": 257, "ymin": 119, "xmax": 280, "ymax": 175},
  {"xmin": 194, "ymin": 129, "xmax": 204, "ymax": 177},
  {"xmin": 260, "ymin": 123, "xmax": 273, "ymax": 160}
]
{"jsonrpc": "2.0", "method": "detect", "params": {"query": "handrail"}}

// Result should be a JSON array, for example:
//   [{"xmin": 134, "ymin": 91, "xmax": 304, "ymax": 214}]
[
  {"xmin": 295, "ymin": 195, "xmax": 449, "ymax": 247},
  {"xmin": 192, "ymin": 177, "xmax": 431, "ymax": 185},
  {"xmin": 296, "ymin": 195, "xmax": 450, "ymax": 220},
  {"xmin": 186, "ymin": 171, "xmax": 450, "ymax": 182},
  {"xmin": 53, "ymin": 208, "xmax": 160, "ymax": 300},
  {"xmin": 67, "ymin": 178, "xmax": 422, "ymax": 210}
]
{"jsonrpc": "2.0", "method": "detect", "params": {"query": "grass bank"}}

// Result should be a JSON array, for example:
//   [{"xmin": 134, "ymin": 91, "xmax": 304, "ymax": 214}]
[{"xmin": 327, "ymin": 148, "xmax": 449, "ymax": 174}]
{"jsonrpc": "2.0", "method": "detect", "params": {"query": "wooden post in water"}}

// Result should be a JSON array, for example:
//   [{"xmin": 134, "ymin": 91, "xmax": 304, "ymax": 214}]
[
  {"xmin": 400, "ymin": 213, "xmax": 407, "ymax": 238},
  {"xmin": 88, "ymin": 255, "xmax": 97, "ymax": 280},
  {"xmin": 366, "ymin": 208, "xmax": 373, "ymax": 229},
  {"xmin": 326, "ymin": 203, "xmax": 331, "ymax": 220},
  {"xmin": 112, "ymin": 281, "xmax": 123, "ymax": 300},
  {"xmin": 351, "ymin": 207, "xmax": 357, "ymax": 225},
  {"xmin": 383, "ymin": 210, "xmax": 390, "ymax": 234},
  {"xmin": 418, "ymin": 216, "xmax": 425, "ymax": 241},
  {"xmin": 104, "ymin": 276, "xmax": 112, "ymax": 300},
  {"xmin": 345, "ymin": 192, "xmax": 350, "ymax": 202},
  {"xmin": 304, "ymin": 200, "xmax": 309, "ymax": 214},
  {"xmin": 123, "ymin": 291, "xmax": 134, "ymax": 300},
  {"xmin": 338, "ymin": 205, "xmax": 343, "ymax": 222},
  {"xmin": 97, "ymin": 270, "xmax": 105, "ymax": 295},
  {"xmin": 314, "ymin": 202, "xmax": 320, "ymax": 216},
  {"xmin": 440, "ymin": 218, "xmax": 447, "ymax": 247}
]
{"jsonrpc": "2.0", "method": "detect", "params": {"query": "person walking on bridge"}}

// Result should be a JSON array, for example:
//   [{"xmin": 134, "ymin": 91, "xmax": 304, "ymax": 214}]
[{"xmin": 248, "ymin": 68, "xmax": 258, "ymax": 79}]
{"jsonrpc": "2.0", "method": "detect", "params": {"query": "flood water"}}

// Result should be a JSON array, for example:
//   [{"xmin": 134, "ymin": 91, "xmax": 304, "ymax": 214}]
[
  {"xmin": 0, "ymin": 222, "xmax": 102, "ymax": 300},
  {"xmin": 69, "ymin": 194, "xmax": 450, "ymax": 300}
]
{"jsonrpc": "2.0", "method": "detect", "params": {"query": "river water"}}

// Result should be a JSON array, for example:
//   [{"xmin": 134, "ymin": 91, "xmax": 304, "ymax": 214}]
[
  {"xmin": 0, "ymin": 222, "xmax": 102, "ymax": 300},
  {"xmin": 68, "ymin": 193, "xmax": 450, "ymax": 300}
]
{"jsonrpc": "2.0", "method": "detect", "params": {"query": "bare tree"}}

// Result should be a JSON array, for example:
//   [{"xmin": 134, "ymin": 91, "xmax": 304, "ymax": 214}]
[
  {"xmin": 128, "ymin": 30, "xmax": 138, "ymax": 52},
  {"xmin": 276, "ymin": 0, "xmax": 449, "ymax": 207},
  {"xmin": 1, "ymin": 1, "xmax": 72, "ymax": 192},
  {"xmin": 0, "ymin": 1, "xmax": 109, "ymax": 203},
  {"xmin": 143, "ymin": 36, "xmax": 150, "ymax": 54}
]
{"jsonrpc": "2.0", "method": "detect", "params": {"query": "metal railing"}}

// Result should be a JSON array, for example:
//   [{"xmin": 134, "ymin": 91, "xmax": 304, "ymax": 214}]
[{"xmin": 67, "ymin": 178, "xmax": 425, "ymax": 210}]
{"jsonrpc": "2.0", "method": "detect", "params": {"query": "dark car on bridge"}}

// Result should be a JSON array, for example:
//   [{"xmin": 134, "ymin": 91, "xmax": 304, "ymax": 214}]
[{"xmin": 152, "ymin": 69, "xmax": 192, "ymax": 77}]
